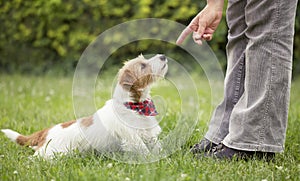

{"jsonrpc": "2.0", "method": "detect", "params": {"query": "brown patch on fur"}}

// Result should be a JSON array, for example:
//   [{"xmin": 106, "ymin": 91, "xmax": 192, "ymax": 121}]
[
  {"xmin": 16, "ymin": 127, "xmax": 51, "ymax": 150},
  {"xmin": 80, "ymin": 116, "xmax": 93, "ymax": 127},
  {"xmin": 61, "ymin": 120, "xmax": 76, "ymax": 128},
  {"xmin": 119, "ymin": 55, "xmax": 154, "ymax": 101},
  {"xmin": 129, "ymin": 74, "xmax": 153, "ymax": 101}
]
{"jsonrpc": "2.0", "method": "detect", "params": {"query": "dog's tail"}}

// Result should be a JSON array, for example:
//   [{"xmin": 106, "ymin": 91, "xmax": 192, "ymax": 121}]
[
  {"xmin": 1, "ymin": 129, "xmax": 43, "ymax": 149},
  {"xmin": 1, "ymin": 129, "xmax": 21, "ymax": 143}
]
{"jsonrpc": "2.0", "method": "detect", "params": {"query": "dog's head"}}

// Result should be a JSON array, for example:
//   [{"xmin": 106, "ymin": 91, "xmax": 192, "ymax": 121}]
[{"xmin": 118, "ymin": 54, "xmax": 168, "ymax": 101}]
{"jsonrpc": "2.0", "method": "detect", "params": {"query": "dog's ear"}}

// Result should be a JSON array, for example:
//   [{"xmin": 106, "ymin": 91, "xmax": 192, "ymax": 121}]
[
  {"xmin": 119, "ymin": 69, "xmax": 136, "ymax": 90},
  {"xmin": 138, "ymin": 54, "xmax": 144, "ymax": 59}
]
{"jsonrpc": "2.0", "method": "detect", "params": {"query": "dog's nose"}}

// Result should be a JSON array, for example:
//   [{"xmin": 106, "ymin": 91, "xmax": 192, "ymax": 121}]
[{"xmin": 159, "ymin": 55, "xmax": 166, "ymax": 61}]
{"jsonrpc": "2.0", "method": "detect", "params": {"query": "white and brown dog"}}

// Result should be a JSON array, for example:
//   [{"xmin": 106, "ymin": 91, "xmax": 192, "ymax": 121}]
[{"xmin": 2, "ymin": 54, "xmax": 168, "ymax": 158}]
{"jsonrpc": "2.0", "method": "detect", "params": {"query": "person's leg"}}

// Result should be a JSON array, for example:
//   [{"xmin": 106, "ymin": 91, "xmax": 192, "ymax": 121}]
[
  {"xmin": 204, "ymin": 0, "xmax": 248, "ymax": 144},
  {"xmin": 222, "ymin": 0, "xmax": 298, "ymax": 153},
  {"xmin": 191, "ymin": 0, "xmax": 248, "ymax": 153}
]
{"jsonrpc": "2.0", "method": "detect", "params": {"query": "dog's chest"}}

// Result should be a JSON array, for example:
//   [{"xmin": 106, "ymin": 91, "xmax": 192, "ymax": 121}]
[{"xmin": 79, "ymin": 100, "xmax": 161, "ymax": 151}]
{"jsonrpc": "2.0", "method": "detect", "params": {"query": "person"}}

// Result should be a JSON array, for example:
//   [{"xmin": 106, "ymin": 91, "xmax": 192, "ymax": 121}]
[{"xmin": 176, "ymin": 0, "xmax": 298, "ymax": 160}]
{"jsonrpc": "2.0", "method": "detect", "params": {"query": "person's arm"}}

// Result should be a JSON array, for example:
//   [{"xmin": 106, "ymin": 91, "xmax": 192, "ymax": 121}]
[{"xmin": 176, "ymin": 0, "xmax": 224, "ymax": 45}]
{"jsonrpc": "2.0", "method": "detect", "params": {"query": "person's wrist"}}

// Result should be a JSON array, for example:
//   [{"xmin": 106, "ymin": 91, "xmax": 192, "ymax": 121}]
[{"xmin": 206, "ymin": 0, "xmax": 224, "ymax": 12}]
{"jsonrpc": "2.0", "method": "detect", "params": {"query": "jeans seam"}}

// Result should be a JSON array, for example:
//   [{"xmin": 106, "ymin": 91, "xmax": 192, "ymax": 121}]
[
  {"xmin": 214, "ymin": 56, "xmax": 245, "ymax": 142},
  {"xmin": 259, "ymin": 0, "xmax": 280, "ymax": 147},
  {"xmin": 233, "ymin": 54, "xmax": 245, "ymax": 105}
]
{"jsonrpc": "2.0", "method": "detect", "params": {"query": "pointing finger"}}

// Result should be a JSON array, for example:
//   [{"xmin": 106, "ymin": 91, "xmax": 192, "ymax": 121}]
[{"xmin": 176, "ymin": 27, "xmax": 193, "ymax": 45}]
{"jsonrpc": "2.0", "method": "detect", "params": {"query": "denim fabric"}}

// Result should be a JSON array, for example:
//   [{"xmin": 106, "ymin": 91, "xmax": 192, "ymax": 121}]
[{"xmin": 205, "ymin": 0, "xmax": 298, "ymax": 152}]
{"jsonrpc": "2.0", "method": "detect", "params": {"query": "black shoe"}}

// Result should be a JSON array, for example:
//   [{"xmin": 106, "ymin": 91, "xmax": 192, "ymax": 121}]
[
  {"xmin": 212, "ymin": 144, "xmax": 275, "ymax": 161},
  {"xmin": 190, "ymin": 138, "xmax": 218, "ymax": 154}
]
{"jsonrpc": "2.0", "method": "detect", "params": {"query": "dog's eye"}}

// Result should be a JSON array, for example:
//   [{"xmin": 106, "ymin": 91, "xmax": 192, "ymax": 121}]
[{"xmin": 140, "ymin": 63, "xmax": 147, "ymax": 69}]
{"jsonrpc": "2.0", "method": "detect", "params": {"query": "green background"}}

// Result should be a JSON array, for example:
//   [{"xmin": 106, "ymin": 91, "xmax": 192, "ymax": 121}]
[{"xmin": 0, "ymin": 0, "xmax": 299, "ymax": 76}]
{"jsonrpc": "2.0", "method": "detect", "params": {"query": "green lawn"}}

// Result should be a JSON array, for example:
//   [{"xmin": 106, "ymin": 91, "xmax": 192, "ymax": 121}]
[{"xmin": 0, "ymin": 74, "xmax": 299, "ymax": 181}]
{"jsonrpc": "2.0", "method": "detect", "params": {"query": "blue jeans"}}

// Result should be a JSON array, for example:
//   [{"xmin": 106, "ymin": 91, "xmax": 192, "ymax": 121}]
[{"xmin": 205, "ymin": 0, "xmax": 298, "ymax": 152}]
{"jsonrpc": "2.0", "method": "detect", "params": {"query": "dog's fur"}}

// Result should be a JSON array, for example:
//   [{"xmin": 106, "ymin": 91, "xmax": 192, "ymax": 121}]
[{"xmin": 2, "ymin": 54, "xmax": 168, "ymax": 158}]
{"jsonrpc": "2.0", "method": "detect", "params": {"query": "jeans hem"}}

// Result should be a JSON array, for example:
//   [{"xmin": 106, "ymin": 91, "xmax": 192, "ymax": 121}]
[
  {"xmin": 223, "ymin": 139, "xmax": 284, "ymax": 153},
  {"xmin": 204, "ymin": 133, "xmax": 223, "ymax": 145}
]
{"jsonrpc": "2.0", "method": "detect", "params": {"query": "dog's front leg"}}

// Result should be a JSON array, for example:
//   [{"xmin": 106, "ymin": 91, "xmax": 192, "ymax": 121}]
[
  {"xmin": 121, "ymin": 136, "xmax": 151, "ymax": 156},
  {"xmin": 144, "ymin": 137, "xmax": 162, "ymax": 155},
  {"xmin": 150, "ymin": 140, "xmax": 162, "ymax": 155}
]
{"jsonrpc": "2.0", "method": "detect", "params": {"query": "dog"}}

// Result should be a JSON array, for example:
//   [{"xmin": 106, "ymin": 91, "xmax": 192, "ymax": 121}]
[{"xmin": 1, "ymin": 54, "xmax": 168, "ymax": 159}]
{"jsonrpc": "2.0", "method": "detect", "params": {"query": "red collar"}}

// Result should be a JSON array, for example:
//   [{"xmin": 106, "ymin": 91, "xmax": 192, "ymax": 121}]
[{"xmin": 124, "ymin": 99, "xmax": 158, "ymax": 116}]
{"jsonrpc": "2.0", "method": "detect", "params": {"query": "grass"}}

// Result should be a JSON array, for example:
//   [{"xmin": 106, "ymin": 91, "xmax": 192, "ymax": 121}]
[{"xmin": 0, "ymin": 73, "xmax": 299, "ymax": 181}]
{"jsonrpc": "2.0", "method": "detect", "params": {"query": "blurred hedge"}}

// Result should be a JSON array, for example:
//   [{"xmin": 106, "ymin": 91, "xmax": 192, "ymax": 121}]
[{"xmin": 0, "ymin": 0, "xmax": 299, "ymax": 76}]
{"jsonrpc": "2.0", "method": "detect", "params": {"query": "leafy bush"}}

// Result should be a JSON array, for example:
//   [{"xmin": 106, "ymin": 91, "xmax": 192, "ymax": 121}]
[{"xmin": 0, "ymin": 0, "xmax": 299, "ymax": 76}]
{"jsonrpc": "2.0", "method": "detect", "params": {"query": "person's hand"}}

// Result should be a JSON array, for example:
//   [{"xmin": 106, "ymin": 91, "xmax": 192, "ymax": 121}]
[{"xmin": 176, "ymin": 0, "xmax": 224, "ymax": 45}]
